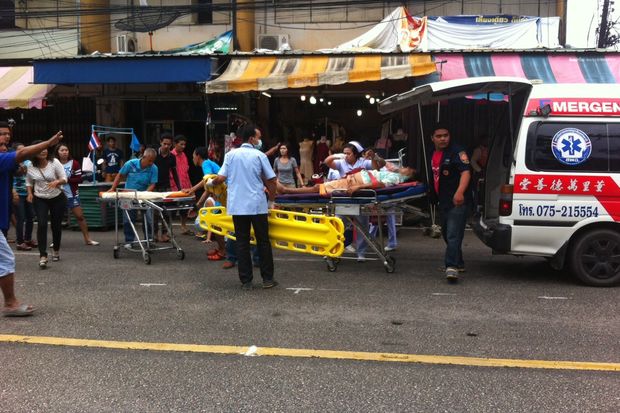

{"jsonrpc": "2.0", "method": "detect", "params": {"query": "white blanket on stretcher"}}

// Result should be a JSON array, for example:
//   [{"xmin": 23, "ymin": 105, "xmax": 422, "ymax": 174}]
[{"xmin": 100, "ymin": 191, "xmax": 188, "ymax": 201}]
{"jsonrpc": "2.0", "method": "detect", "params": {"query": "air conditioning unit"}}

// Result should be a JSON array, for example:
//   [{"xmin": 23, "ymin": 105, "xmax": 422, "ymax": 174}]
[
  {"xmin": 257, "ymin": 34, "xmax": 290, "ymax": 51},
  {"xmin": 116, "ymin": 34, "xmax": 137, "ymax": 54}
]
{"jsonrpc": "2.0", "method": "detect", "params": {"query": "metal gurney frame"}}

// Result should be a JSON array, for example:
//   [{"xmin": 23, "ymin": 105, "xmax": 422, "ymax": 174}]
[
  {"xmin": 275, "ymin": 183, "xmax": 427, "ymax": 273},
  {"xmin": 105, "ymin": 190, "xmax": 195, "ymax": 264}
]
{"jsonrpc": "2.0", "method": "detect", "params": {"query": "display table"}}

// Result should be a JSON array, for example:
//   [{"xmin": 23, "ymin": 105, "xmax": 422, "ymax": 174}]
[{"xmin": 69, "ymin": 182, "xmax": 122, "ymax": 230}]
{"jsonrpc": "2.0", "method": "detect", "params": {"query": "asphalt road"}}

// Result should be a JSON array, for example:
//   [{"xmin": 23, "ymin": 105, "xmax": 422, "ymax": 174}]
[{"xmin": 1, "ymin": 225, "xmax": 618, "ymax": 412}]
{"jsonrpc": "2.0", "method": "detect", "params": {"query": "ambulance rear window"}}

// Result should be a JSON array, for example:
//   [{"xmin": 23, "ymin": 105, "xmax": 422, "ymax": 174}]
[
  {"xmin": 608, "ymin": 124, "xmax": 620, "ymax": 172},
  {"xmin": 526, "ymin": 122, "xmax": 609, "ymax": 172}
]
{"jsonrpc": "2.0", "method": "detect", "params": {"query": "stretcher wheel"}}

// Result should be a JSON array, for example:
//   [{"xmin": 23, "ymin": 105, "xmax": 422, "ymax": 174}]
[
  {"xmin": 113, "ymin": 247, "xmax": 119, "ymax": 259},
  {"xmin": 326, "ymin": 258, "xmax": 338, "ymax": 272},
  {"xmin": 384, "ymin": 256, "xmax": 396, "ymax": 273},
  {"xmin": 176, "ymin": 249, "xmax": 185, "ymax": 260},
  {"xmin": 143, "ymin": 252, "xmax": 151, "ymax": 265}
]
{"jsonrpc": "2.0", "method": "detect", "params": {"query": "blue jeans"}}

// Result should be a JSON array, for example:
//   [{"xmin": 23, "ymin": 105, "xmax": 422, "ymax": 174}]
[
  {"xmin": 225, "ymin": 238, "xmax": 260, "ymax": 264},
  {"xmin": 14, "ymin": 195, "xmax": 34, "ymax": 244},
  {"xmin": 440, "ymin": 205, "xmax": 468, "ymax": 269},
  {"xmin": 123, "ymin": 209, "xmax": 153, "ymax": 243},
  {"xmin": 355, "ymin": 215, "xmax": 370, "ymax": 258},
  {"xmin": 369, "ymin": 214, "xmax": 397, "ymax": 249}
]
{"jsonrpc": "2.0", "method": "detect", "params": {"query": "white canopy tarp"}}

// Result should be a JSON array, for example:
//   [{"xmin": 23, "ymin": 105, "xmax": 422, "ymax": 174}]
[
  {"xmin": 427, "ymin": 16, "xmax": 559, "ymax": 50},
  {"xmin": 330, "ymin": 7, "xmax": 426, "ymax": 53},
  {"xmin": 330, "ymin": 8, "xmax": 560, "ymax": 52}
]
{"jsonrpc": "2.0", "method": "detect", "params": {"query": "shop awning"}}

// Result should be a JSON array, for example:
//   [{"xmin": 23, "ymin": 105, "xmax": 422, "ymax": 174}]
[
  {"xmin": 204, "ymin": 54, "xmax": 437, "ymax": 93},
  {"xmin": 435, "ymin": 52, "xmax": 620, "ymax": 84},
  {"xmin": 0, "ymin": 66, "xmax": 54, "ymax": 109},
  {"xmin": 34, "ymin": 56, "xmax": 215, "ymax": 84}
]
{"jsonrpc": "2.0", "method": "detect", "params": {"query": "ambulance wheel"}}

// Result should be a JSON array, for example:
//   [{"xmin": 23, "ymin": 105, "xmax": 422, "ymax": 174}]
[
  {"xmin": 570, "ymin": 229, "xmax": 620, "ymax": 287},
  {"xmin": 384, "ymin": 256, "xmax": 396, "ymax": 273},
  {"xmin": 143, "ymin": 252, "xmax": 151, "ymax": 265},
  {"xmin": 176, "ymin": 249, "xmax": 185, "ymax": 260},
  {"xmin": 113, "ymin": 247, "xmax": 119, "ymax": 259}
]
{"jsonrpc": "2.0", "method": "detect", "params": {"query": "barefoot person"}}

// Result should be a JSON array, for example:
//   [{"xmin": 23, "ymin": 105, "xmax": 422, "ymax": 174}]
[
  {"xmin": 277, "ymin": 166, "xmax": 415, "ymax": 196},
  {"xmin": 55, "ymin": 143, "xmax": 99, "ymax": 246},
  {"xmin": 0, "ymin": 128, "xmax": 63, "ymax": 316}
]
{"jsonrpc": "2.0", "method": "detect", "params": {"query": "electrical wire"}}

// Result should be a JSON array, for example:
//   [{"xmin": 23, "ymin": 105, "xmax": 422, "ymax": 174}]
[{"xmin": 0, "ymin": 0, "xmax": 562, "ymax": 55}]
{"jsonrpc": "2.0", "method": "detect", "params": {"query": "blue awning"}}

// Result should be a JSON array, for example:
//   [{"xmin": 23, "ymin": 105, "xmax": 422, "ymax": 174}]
[{"xmin": 33, "ymin": 56, "xmax": 215, "ymax": 84}]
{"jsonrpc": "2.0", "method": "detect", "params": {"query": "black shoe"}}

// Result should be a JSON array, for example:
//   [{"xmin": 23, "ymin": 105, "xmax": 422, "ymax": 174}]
[
  {"xmin": 262, "ymin": 280, "xmax": 279, "ymax": 289},
  {"xmin": 241, "ymin": 282, "xmax": 254, "ymax": 291}
]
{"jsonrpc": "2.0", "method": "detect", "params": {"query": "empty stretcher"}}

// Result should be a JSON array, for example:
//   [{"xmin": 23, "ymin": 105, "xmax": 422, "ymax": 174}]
[
  {"xmin": 274, "ymin": 182, "xmax": 427, "ymax": 273},
  {"xmin": 100, "ymin": 190, "xmax": 195, "ymax": 264}
]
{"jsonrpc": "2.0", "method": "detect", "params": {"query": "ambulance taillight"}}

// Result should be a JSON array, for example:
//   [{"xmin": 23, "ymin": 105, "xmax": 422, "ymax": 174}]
[{"xmin": 499, "ymin": 184, "xmax": 513, "ymax": 216}]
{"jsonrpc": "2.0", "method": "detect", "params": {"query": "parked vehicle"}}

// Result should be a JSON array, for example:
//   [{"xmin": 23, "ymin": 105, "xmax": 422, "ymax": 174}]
[{"xmin": 379, "ymin": 77, "xmax": 620, "ymax": 286}]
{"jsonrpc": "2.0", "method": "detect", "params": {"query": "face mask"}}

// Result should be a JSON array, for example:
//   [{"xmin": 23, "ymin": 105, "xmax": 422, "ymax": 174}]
[{"xmin": 253, "ymin": 139, "xmax": 263, "ymax": 150}]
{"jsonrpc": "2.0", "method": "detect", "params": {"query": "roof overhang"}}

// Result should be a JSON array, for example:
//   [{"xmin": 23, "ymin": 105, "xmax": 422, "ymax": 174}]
[
  {"xmin": 0, "ymin": 66, "xmax": 55, "ymax": 109},
  {"xmin": 204, "ymin": 53, "xmax": 437, "ymax": 94},
  {"xmin": 33, "ymin": 55, "xmax": 217, "ymax": 84}
]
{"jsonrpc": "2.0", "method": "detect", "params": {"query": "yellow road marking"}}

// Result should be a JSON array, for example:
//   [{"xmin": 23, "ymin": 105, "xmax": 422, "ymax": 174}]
[{"xmin": 0, "ymin": 334, "xmax": 618, "ymax": 372}]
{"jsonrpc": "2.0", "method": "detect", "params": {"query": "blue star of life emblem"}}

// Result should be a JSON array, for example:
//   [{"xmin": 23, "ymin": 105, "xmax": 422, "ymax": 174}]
[{"xmin": 551, "ymin": 128, "xmax": 592, "ymax": 165}]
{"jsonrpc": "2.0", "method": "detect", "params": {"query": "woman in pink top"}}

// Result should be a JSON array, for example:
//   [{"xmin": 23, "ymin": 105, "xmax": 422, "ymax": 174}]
[{"xmin": 169, "ymin": 135, "xmax": 194, "ymax": 234}]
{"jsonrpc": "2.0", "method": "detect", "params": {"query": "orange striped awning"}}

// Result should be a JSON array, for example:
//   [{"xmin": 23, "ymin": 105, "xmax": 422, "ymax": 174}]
[
  {"xmin": 205, "ymin": 54, "xmax": 436, "ymax": 93},
  {"xmin": 0, "ymin": 66, "xmax": 55, "ymax": 109}
]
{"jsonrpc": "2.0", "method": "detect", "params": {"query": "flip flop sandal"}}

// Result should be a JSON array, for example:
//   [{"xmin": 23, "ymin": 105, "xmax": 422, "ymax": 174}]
[
  {"xmin": 207, "ymin": 250, "xmax": 225, "ymax": 261},
  {"xmin": 3, "ymin": 303, "xmax": 35, "ymax": 317}
]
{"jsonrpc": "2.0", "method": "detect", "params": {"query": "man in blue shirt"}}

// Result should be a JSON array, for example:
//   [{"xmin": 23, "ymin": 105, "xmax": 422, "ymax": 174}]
[
  {"xmin": 182, "ymin": 146, "xmax": 221, "ymax": 196},
  {"xmin": 0, "ymin": 127, "xmax": 63, "ymax": 316},
  {"xmin": 108, "ymin": 148, "xmax": 159, "ymax": 244},
  {"xmin": 210, "ymin": 124, "xmax": 278, "ymax": 290},
  {"xmin": 103, "ymin": 136, "xmax": 124, "ymax": 182}
]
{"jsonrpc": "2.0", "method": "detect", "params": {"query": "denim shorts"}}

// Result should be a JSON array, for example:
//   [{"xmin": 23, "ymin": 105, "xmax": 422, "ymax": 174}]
[
  {"xmin": 0, "ymin": 232, "xmax": 15, "ymax": 277},
  {"xmin": 67, "ymin": 195, "xmax": 81, "ymax": 209}
]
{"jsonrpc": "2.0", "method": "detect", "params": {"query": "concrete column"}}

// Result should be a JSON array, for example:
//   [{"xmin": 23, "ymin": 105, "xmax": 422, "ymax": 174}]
[
  {"xmin": 556, "ymin": 0, "xmax": 566, "ymax": 46},
  {"xmin": 236, "ymin": 0, "xmax": 255, "ymax": 51},
  {"xmin": 80, "ymin": 0, "xmax": 111, "ymax": 54}
]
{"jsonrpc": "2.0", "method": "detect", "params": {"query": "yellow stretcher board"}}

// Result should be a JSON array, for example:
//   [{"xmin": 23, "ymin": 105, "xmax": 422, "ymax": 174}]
[{"xmin": 198, "ymin": 207, "xmax": 345, "ymax": 258}]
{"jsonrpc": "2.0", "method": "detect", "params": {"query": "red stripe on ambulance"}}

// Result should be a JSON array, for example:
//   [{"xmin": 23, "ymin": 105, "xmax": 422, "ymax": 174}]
[
  {"xmin": 514, "ymin": 174, "xmax": 620, "ymax": 221},
  {"xmin": 525, "ymin": 98, "xmax": 620, "ymax": 117}
]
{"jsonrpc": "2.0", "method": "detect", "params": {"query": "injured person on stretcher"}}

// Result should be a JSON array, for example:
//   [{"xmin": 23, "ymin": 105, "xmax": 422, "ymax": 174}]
[{"xmin": 276, "ymin": 167, "xmax": 416, "ymax": 196}]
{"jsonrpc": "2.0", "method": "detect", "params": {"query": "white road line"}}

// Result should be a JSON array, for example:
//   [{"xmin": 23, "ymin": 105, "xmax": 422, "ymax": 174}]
[
  {"xmin": 139, "ymin": 283, "xmax": 167, "ymax": 287},
  {"xmin": 538, "ymin": 296, "xmax": 569, "ymax": 300},
  {"xmin": 431, "ymin": 293, "xmax": 457, "ymax": 296},
  {"xmin": 286, "ymin": 287, "xmax": 314, "ymax": 294}
]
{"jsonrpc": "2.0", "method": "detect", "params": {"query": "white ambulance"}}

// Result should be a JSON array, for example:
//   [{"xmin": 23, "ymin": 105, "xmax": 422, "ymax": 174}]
[{"xmin": 379, "ymin": 77, "xmax": 620, "ymax": 287}]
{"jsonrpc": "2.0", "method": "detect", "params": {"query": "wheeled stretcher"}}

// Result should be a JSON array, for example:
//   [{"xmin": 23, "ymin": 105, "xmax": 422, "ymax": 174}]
[
  {"xmin": 100, "ymin": 190, "xmax": 195, "ymax": 264},
  {"xmin": 274, "ymin": 182, "xmax": 427, "ymax": 273}
]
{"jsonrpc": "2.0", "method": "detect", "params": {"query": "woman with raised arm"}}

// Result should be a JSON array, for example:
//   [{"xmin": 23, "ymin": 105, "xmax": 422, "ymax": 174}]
[{"xmin": 26, "ymin": 141, "xmax": 67, "ymax": 269}]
